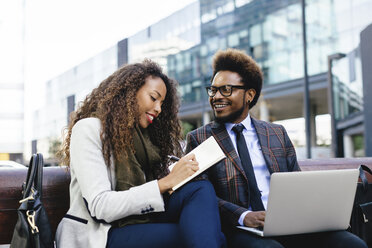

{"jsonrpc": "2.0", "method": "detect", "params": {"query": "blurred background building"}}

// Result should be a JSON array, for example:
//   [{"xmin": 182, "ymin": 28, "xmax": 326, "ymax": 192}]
[
  {"xmin": 1, "ymin": 0, "xmax": 371, "ymax": 164},
  {"xmin": 28, "ymin": 1, "xmax": 201, "ymax": 165}
]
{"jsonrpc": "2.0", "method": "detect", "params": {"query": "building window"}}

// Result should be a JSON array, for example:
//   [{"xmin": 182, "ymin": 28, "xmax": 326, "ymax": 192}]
[
  {"xmin": 228, "ymin": 33, "xmax": 239, "ymax": 47},
  {"xmin": 67, "ymin": 95, "xmax": 75, "ymax": 124}
]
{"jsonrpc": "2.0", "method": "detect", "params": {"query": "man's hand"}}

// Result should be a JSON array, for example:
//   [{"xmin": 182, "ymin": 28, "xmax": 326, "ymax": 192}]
[{"xmin": 243, "ymin": 211, "xmax": 266, "ymax": 227}]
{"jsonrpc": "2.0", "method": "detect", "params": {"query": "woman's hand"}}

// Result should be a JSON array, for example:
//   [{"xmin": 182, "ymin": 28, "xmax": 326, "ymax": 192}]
[{"xmin": 158, "ymin": 153, "xmax": 199, "ymax": 193}]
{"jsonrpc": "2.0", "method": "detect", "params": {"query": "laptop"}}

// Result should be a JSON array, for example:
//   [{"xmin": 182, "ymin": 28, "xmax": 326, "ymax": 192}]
[{"xmin": 237, "ymin": 169, "xmax": 359, "ymax": 237}]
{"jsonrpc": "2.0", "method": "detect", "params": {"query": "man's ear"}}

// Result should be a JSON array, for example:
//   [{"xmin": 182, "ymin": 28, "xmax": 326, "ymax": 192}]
[{"xmin": 246, "ymin": 88, "xmax": 256, "ymax": 104}]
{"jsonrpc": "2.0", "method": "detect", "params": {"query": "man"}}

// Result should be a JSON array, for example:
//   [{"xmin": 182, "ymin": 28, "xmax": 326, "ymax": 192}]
[{"xmin": 186, "ymin": 49, "xmax": 366, "ymax": 248}]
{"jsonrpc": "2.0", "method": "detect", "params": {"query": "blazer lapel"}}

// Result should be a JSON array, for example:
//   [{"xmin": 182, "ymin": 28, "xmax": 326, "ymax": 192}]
[
  {"xmin": 251, "ymin": 118, "xmax": 276, "ymax": 174},
  {"xmin": 210, "ymin": 121, "xmax": 247, "ymax": 180}
]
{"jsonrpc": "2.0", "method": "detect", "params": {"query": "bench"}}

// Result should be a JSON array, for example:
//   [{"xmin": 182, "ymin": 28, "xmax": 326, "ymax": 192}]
[
  {"xmin": 0, "ymin": 158, "xmax": 371, "ymax": 245},
  {"xmin": 0, "ymin": 166, "xmax": 70, "ymax": 245}
]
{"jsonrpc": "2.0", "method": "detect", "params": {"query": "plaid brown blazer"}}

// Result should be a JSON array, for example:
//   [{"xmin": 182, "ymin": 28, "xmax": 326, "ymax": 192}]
[{"xmin": 185, "ymin": 117, "xmax": 300, "ymax": 227}]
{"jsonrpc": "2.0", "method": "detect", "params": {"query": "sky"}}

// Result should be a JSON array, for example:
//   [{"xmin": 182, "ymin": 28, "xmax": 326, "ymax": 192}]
[{"xmin": 24, "ymin": 0, "xmax": 197, "ymax": 86}]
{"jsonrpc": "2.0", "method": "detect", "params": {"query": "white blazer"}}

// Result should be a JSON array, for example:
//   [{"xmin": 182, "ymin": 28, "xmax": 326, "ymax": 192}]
[{"xmin": 55, "ymin": 118, "xmax": 165, "ymax": 248}]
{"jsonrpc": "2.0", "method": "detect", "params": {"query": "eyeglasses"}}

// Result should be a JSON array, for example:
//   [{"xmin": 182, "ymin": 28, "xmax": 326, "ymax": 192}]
[{"xmin": 205, "ymin": 85, "xmax": 246, "ymax": 97}]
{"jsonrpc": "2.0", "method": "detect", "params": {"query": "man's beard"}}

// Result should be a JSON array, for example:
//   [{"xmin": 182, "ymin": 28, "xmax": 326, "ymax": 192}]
[
  {"xmin": 213, "ymin": 104, "xmax": 245, "ymax": 124},
  {"xmin": 214, "ymin": 96, "xmax": 247, "ymax": 124}
]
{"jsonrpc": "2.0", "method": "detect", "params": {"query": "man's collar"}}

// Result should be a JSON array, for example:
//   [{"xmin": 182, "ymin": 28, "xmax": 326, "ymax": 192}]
[{"xmin": 224, "ymin": 114, "xmax": 253, "ymax": 132}]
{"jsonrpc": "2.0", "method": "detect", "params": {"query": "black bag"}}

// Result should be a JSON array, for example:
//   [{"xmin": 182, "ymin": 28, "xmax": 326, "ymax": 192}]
[
  {"xmin": 350, "ymin": 165, "xmax": 372, "ymax": 247},
  {"xmin": 10, "ymin": 153, "xmax": 54, "ymax": 248}
]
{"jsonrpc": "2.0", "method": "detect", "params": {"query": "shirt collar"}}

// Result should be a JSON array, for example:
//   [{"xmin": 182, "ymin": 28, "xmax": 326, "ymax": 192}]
[{"xmin": 225, "ymin": 114, "xmax": 253, "ymax": 133}]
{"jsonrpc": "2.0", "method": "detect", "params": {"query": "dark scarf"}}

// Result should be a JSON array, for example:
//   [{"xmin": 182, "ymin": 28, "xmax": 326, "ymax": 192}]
[{"xmin": 113, "ymin": 125, "xmax": 162, "ymax": 227}]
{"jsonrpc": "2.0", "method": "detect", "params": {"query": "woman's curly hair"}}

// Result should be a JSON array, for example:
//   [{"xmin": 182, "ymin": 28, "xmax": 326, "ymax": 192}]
[{"xmin": 58, "ymin": 59, "xmax": 182, "ymax": 177}]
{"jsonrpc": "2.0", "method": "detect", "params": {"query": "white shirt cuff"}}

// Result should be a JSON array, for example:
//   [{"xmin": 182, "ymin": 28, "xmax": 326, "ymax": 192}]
[{"xmin": 238, "ymin": 210, "xmax": 251, "ymax": 226}]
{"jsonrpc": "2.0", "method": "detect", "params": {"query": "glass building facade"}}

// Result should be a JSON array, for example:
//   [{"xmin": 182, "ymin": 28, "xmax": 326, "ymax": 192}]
[
  {"xmin": 128, "ymin": 1, "xmax": 200, "ymax": 72},
  {"xmin": 332, "ymin": 48, "xmax": 363, "ymax": 121},
  {"xmin": 168, "ymin": 0, "xmax": 372, "ymax": 157},
  {"xmin": 169, "ymin": 0, "xmax": 372, "ymax": 103}
]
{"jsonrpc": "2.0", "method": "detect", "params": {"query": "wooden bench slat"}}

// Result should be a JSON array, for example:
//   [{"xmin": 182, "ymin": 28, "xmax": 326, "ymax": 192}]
[{"xmin": 0, "ymin": 167, "xmax": 70, "ymax": 245}]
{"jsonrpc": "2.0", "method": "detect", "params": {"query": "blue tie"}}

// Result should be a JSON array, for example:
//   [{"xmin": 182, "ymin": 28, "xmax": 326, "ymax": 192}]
[{"xmin": 232, "ymin": 124, "xmax": 265, "ymax": 211}]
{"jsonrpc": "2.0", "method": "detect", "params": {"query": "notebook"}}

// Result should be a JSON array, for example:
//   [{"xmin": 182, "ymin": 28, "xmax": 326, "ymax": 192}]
[
  {"xmin": 237, "ymin": 168, "xmax": 359, "ymax": 237},
  {"xmin": 169, "ymin": 136, "xmax": 226, "ymax": 191}
]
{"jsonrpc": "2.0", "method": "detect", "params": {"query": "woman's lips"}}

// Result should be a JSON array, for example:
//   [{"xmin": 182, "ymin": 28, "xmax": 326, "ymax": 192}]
[{"xmin": 146, "ymin": 113, "xmax": 155, "ymax": 124}]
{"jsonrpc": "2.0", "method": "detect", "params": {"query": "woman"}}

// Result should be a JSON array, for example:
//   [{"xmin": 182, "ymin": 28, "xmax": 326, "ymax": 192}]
[{"xmin": 55, "ymin": 60, "xmax": 226, "ymax": 248}]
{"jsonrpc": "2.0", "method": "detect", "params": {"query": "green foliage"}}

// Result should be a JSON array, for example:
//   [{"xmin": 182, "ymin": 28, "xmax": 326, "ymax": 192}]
[
  {"xmin": 181, "ymin": 121, "xmax": 194, "ymax": 139},
  {"xmin": 49, "ymin": 138, "xmax": 62, "ymax": 159},
  {"xmin": 352, "ymin": 135, "xmax": 364, "ymax": 150}
]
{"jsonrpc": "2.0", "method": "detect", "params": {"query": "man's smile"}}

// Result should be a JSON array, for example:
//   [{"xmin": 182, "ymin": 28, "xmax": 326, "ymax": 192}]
[{"xmin": 212, "ymin": 101, "xmax": 231, "ymax": 110}]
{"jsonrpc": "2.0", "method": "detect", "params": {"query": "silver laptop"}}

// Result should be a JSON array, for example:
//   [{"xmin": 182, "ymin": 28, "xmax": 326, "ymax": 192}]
[{"xmin": 237, "ymin": 169, "xmax": 359, "ymax": 237}]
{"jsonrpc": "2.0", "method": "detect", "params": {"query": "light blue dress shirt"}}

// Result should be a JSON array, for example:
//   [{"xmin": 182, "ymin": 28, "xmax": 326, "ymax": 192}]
[{"xmin": 225, "ymin": 114, "xmax": 271, "ymax": 226}]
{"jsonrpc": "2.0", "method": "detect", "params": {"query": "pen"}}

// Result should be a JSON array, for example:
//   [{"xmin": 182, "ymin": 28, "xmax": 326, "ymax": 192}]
[{"xmin": 168, "ymin": 155, "xmax": 180, "ymax": 162}]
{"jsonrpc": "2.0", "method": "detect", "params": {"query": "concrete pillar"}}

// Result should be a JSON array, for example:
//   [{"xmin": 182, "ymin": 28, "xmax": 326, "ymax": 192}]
[
  {"xmin": 259, "ymin": 100, "xmax": 270, "ymax": 122},
  {"xmin": 202, "ymin": 111, "xmax": 210, "ymax": 125},
  {"xmin": 343, "ymin": 135, "xmax": 354, "ymax": 158}
]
